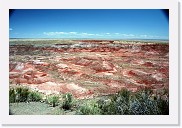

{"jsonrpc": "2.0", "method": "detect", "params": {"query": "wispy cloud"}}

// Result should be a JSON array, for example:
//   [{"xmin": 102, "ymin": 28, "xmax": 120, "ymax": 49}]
[
  {"xmin": 9, "ymin": 28, "xmax": 13, "ymax": 31},
  {"xmin": 43, "ymin": 32, "xmax": 69, "ymax": 35},
  {"xmin": 43, "ymin": 32, "xmax": 96, "ymax": 36},
  {"xmin": 44, "ymin": 31, "xmax": 135, "ymax": 37},
  {"xmin": 69, "ymin": 32, "xmax": 77, "ymax": 34},
  {"xmin": 139, "ymin": 34, "xmax": 147, "ymax": 37},
  {"xmin": 43, "ymin": 31, "xmax": 167, "ymax": 39},
  {"xmin": 121, "ymin": 34, "xmax": 135, "ymax": 37},
  {"xmin": 139, "ymin": 34, "xmax": 167, "ymax": 39},
  {"xmin": 81, "ymin": 33, "xmax": 88, "ymax": 35},
  {"xmin": 87, "ymin": 33, "xmax": 95, "ymax": 36},
  {"xmin": 95, "ymin": 34, "xmax": 103, "ymax": 36}
]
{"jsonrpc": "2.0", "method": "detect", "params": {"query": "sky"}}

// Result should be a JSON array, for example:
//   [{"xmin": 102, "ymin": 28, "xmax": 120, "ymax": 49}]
[{"xmin": 9, "ymin": 9, "xmax": 169, "ymax": 40}]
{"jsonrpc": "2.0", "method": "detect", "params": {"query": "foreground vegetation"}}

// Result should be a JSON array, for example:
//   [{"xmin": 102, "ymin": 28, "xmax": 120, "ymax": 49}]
[{"xmin": 9, "ymin": 87, "xmax": 169, "ymax": 115}]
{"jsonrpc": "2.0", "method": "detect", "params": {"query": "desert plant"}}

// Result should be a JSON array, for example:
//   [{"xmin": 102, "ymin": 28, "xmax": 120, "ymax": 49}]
[
  {"xmin": 98, "ymin": 98, "xmax": 117, "ymax": 115},
  {"xmin": 98, "ymin": 89, "xmax": 132, "ymax": 115},
  {"xmin": 77, "ymin": 101, "xmax": 101, "ymax": 115},
  {"xmin": 117, "ymin": 89, "xmax": 131, "ymax": 103},
  {"xmin": 62, "ymin": 93, "xmax": 73, "ymax": 110},
  {"xmin": 9, "ymin": 87, "xmax": 44, "ymax": 103},
  {"xmin": 9, "ymin": 88, "xmax": 16, "ymax": 103},
  {"xmin": 15, "ymin": 87, "xmax": 30, "ymax": 102},
  {"xmin": 98, "ymin": 88, "xmax": 169, "ymax": 115},
  {"xmin": 129, "ymin": 96, "xmax": 158, "ymax": 115},
  {"xmin": 28, "ymin": 91, "xmax": 42, "ymax": 102},
  {"xmin": 130, "ymin": 89, "xmax": 161, "ymax": 115},
  {"xmin": 46, "ymin": 95, "xmax": 60, "ymax": 107},
  {"xmin": 156, "ymin": 96, "xmax": 169, "ymax": 115}
]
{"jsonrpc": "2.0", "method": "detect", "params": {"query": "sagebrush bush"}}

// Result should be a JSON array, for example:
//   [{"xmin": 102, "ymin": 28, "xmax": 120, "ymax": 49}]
[
  {"xmin": 129, "ymin": 89, "xmax": 169, "ymax": 115},
  {"xmin": 81, "ymin": 88, "xmax": 169, "ymax": 115},
  {"xmin": 9, "ymin": 87, "xmax": 43, "ymax": 103},
  {"xmin": 46, "ymin": 95, "xmax": 60, "ymax": 107},
  {"xmin": 130, "ymin": 90, "xmax": 158, "ymax": 115},
  {"xmin": 15, "ymin": 87, "xmax": 30, "ymax": 102},
  {"xmin": 62, "ymin": 93, "xmax": 73, "ymax": 110},
  {"xmin": 156, "ymin": 96, "xmax": 169, "ymax": 115},
  {"xmin": 77, "ymin": 101, "xmax": 101, "ymax": 115},
  {"xmin": 28, "ymin": 91, "xmax": 42, "ymax": 102},
  {"xmin": 9, "ymin": 88, "xmax": 16, "ymax": 103},
  {"xmin": 98, "ymin": 89, "xmax": 131, "ymax": 115}
]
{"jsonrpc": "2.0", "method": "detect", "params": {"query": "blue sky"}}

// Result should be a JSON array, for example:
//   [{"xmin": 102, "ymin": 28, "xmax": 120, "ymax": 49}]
[{"xmin": 9, "ymin": 9, "xmax": 169, "ymax": 39}]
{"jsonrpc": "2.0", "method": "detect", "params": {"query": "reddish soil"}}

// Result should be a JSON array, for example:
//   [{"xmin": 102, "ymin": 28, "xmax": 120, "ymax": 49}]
[{"xmin": 9, "ymin": 40, "xmax": 169, "ymax": 99}]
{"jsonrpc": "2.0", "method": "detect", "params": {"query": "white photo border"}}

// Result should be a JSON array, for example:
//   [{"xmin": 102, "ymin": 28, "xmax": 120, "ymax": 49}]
[{"xmin": 0, "ymin": 0, "xmax": 179, "ymax": 125}]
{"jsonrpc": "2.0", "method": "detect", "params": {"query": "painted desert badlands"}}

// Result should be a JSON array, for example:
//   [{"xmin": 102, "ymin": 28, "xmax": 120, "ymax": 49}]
[{"xmin": 9, "ymin": 39, "xmax": 169, "ymax": 115}]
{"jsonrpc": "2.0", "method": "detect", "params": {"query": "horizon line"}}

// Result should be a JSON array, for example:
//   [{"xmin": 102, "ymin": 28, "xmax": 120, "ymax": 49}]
[{"xmin": 9, "ymin": 37, "xmax": 169, "ymax": 41}]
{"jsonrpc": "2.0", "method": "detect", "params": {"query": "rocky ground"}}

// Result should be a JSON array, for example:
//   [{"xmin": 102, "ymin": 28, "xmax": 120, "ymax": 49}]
[{"xmin": 9, "ymin": 40, "xmax": 169, "ymax": 99}]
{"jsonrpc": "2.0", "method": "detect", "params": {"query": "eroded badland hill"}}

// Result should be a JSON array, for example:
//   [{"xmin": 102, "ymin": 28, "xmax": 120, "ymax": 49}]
[{"xmin": 9, "ymin": 40, "xmax": 169, "ymax": 99}]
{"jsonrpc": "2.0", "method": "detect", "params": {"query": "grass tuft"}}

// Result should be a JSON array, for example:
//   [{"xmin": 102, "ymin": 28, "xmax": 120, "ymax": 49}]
[
  {"xmin": 28, "ymin": 91, "xmax": 43, "ymax": 102},
  {"xmin": 46, "ymin": 95, "xmax": 60, "ymax": 107},
  {"xmin": 62, "ymin": 93, "xmax": 73, "ymax": 110}
]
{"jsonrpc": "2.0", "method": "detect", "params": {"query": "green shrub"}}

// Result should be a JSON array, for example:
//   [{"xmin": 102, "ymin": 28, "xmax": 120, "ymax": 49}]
[
  {"xmin": 129, "ymin": 95, "xmax": 158, "ymax": 115},
  {"xmin": 77, "ymin": 101, "xmax": 101, "ymax": 115},
  {"xmin": 62, "ymin": 93, "xmax": 73, "ymax": 110},
  {"xmin": 28, "ymin": 91, "xmax": 42, "ymax": 102},
  {"xmin": 9, "ymin": 88, "xmax": 16, "ymax": 103},
  {"xmin": 98, "ymin": 88, "xmax": 169, "ymax": 115},
  {"xmin": 114, "ymin": 89, "xmax": 131, "ymax": 114},
  {"xmin": 130, "ymin": 89, "xmax": 155, "ymax": 114},
  {"xmin": 156, "ymin": 96, "xmax": 169, "ymax": 115},
  {"xmin": 117, "ymin": 89, "xmax": 131, "ymax": 102},
  {"xmin": 98, "ymin": 98, "xmax": 117, "ymax": 115},
  {"xmin": 46, "ymin": 95, "xmax": 60, "ymax": 107},
  {"xmin": 16, "ymin": 87, "xmax": 30, "ymax": 102},
  {"xmin": 9, "ymin": 87, "xmax": 43, "ymax": 103},
  {"xmin": 98, "ymin": 89, "xmax": 131, "ymax": 115},
  {"xmin": 129, "ymin": 89, "xmax": 169, "ymax": 115}
]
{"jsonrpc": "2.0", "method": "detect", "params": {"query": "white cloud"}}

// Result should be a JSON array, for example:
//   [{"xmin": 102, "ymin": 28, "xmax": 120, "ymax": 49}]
[
  {"xmin": 81, "ymin": 33, "xmax": 88, "ymax": 35},
  {"xmin": 138, "ymin": 34, "xmax": 168, "ymax": 39},
  {"xmin": 121, "ymin": 34, "xmax": 135, "ymax": 37},
  {"xmin": 43, "ymin": 32, "xmax": 68, "ymax": 36},
  {"xmin": 58, "ymin": 32, "xmax": 67, "ymax": 34},
  {"xmin": 80, "ymin": 33, "xmax": 95, "ymax": 36},
  {"xmin": 43, "ymin": 32, "xmax": 53, "ymax": 36},
  {"xmin": 87, "ymin": 33, "xmax": 95, "ymax": 36},
  {"xmin": 9, "ymin": 28, "xmax": 13, "ymax": 31},
  {"xmin": 55, "ymin": 32, "xmax": 67, "ymax": 35},
  {"xmin": 43, "ymin": 31, "xmax": 96, "ymax": 36},
  {"xmin": 139, "ymin": 35, "xmax": 161, "ymax": 38},
  {"xmin": 44, "ymin": 31, "xmax": 165, "ymax": 38},
  {"xmin": 128, "ymin": 34, "xmax": 135, "ymax": 36},
  {"xmin": 121, "ymin": 34, "xmax": 128, "ymax": 36},
  {"xmin": 140, "ymin": 34, "xmax": 147, "ymax": 37},
  {"xmin": 95, "ymin": 34, "xmax": 103, "ymax": 36},
  {"xmin": 69, "ymin": 32, "xmax": 77, "ymax": 34}
]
